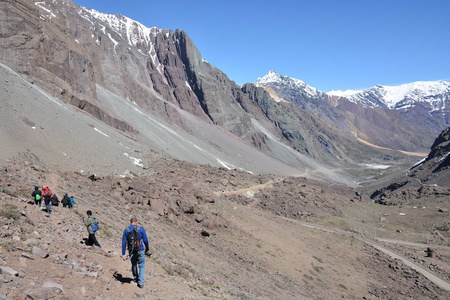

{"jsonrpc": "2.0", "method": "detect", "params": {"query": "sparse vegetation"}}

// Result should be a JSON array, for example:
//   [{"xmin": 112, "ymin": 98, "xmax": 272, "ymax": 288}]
[
  {"xmin": 98, "ymin": 223, "xmax": 114, "ymax": 238},
  {"xmin": 313, "ymin": 256, "xmax": 323, "ymax": 263},
  {"xmin": 0, "ymin": 204, "xmax": 20, "ymax": 220},
  {"xmin": 0, "ymin": 159, "xmax": 448, "ymax": 299},
  {"xmin": 2, "ymin": 189, "xmax": 18, "ymax": 198},
  {"xmin": 31, "ymin": 165, "xmax": 46, "ymax": 172}
]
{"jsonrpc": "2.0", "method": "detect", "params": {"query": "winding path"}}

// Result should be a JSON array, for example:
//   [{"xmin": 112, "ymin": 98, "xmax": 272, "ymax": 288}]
[
  {"xmin": 292, "ymin": 220, "xmax": 450, "ymax": 292},
  {"xmin": 217, "ymin": 183, "xmax": 450, "ymax": 292}
]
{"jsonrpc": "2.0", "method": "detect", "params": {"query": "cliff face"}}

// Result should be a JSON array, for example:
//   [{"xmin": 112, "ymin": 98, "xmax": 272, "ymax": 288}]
[
  {"xmin": 370, "ymin": 127, "xmax": 450, "ymax": 204},
  {"xmin": 0, "ymin": 0, "xmax": 410, "ymax": 179},
  {"xmin": 426, "ymin": 127, "xmax": 450, "ymax": 173}
]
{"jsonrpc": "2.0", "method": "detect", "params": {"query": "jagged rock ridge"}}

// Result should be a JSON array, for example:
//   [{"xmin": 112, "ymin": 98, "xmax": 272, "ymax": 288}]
[
  {"xmin": 257, "ymin": 70, "xmax": 449, "ymax": 152},
  {"xmin": 0, "ymin": 0, "xmax": 403, "ymax": 185},
  {"xmin": 370, "ymin": 127, "xmax": 450, "ymax": 205}
]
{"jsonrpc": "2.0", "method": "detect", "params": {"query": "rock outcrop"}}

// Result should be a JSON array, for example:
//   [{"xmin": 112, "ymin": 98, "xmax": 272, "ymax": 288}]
[
  {"xmin": 370, "ymin": 127, "xmax": 450, "ymax": 205},
  {"xmin": 0, "ymin": 0, "xmax": 405, "ymax": 178}
]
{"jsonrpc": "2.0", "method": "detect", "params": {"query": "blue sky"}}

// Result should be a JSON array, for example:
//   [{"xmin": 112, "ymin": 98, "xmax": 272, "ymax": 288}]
[{"xmin": 74, "ymin": 0, "xmax": 449, "ymax": 92}]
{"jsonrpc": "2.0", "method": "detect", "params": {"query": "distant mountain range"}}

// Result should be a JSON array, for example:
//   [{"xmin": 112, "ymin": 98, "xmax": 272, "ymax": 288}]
[
  {"xmin": 328, "ymin": 80, "xmax": 450, "ymax": 113},
  {"xmin": 256, "ymin": 71, "xmax": 449, "ymax": 152},
  {"xmin": 0, "ymin": 0, "xmax": 448, "ymax": 185},
  {"xmin": 260, "ymin": 70, "xmax": 450, "ymax": 113}
]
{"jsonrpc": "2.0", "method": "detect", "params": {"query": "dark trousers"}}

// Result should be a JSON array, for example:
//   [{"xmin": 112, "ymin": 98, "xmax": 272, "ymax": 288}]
[{"xmin": 87, "ymin": 233, "xmax": 101, "ymax": 247}]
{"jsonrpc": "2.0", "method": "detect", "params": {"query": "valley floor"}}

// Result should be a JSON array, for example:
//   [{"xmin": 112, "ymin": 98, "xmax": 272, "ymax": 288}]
[{"xmin": 0, "ymin": 159, "xmax": 449, "ymax": 299}]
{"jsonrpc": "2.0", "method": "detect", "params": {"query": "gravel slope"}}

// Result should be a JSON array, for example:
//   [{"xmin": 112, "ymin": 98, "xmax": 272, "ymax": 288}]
[{"xmin": 0, "ymin": 63, "xmax": 357, "ymax": 185}]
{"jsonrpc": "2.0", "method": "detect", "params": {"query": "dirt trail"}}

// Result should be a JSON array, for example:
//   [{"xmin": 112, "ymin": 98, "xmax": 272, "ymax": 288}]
[
  {"xmin": 275, "ymin": 217, "xmax": 450, "ymax": 292},
  {"xmin": 281, "ymin": 217, "xmax": 450, "ymax": 292},
  {"xmin": 363, "ymin": 239, "xmax": 450, "ymax": 291},
  {"xmin": 376, "ymin": 238, "xmax": 450, "ymax": 251},
  {"xmin": 45, "ymin": 172, "xmax": 62, "ymax": 196},
  {"xmin": 217, "ymin": 180, "xmax": 278, "ymax": 196},
  {"xmin": 217, "ymin": 183, "xmax": 450, "ymax": 292},
  {"xmin": 218, "ymin": 168, "xmax": 342, "ymax": 197}
]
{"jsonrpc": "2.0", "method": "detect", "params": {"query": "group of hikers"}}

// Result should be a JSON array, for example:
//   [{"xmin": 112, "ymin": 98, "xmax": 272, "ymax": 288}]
[
  {"xmin": 31, "ymin": 186, "xmax": 75, "ymax": 214},
  {"xmin": 82, "ymin": 214, "xmax": 150, "ymax": 288},
  {"xmin": 31, "ymin": 186, "xmax": 151, "ymax": 289}
]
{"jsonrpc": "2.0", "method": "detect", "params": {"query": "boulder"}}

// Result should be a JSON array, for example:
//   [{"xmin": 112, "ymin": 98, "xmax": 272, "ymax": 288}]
[
  {"xmin": 0, "ymin": 266, "xmax": 18, "ymax": 277},
  {"xmin": 32, "ymin": 246, "xmax": 49, "ymax": 259},
  {"xmin": 43, "ymin": 234, "xmax": 54, "ymax": 245},
  {"xmin": 149, "ymin": 198, "xmax": 166, "ymax": 216},
  {"xmin": 129, "ymin": 180, "xmax": 150, "ymax": 193},
  {"xmin": 26, "ymin": 286, "xmax": 64, "ymax": 299},
  {"xmin": 22, "ymin": 238, "xmax": 39, "ymax": 247}
]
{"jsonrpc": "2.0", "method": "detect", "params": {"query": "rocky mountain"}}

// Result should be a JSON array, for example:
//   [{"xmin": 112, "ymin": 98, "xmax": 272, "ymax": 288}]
[
  {"xmin": 426, "ymin": 127, "xmax": 450, "ymax": 174},
  {"xmin": 1, "ymin": 157, "xmax": 449, "ymax": 299},
  {"xmin": 328, "ymin": 81, "xmax": 450, "ymax": 112},
  {"xmin": 1, "ymin": 1, "xmax": 450, "ymax": 299},
  {"xmin": 369, "ymin": 127, "xmax": 450, "ymax": 205},
  {"xmin": 0, "ymin": 0, "xmax": 408, "ymax": 186},
  {"xmin": 257, "ymin": 71, "xmax": 449, "ymax": 152},
  {"xmin": 327, "ymin": 80, "xmax": 450, "ymax": 142}
]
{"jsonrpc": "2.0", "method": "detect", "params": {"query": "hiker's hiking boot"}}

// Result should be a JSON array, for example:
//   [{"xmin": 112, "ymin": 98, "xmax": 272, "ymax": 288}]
[{"xmin": 138, "ymin": 283, "xmax": 144, "ymax": 288}]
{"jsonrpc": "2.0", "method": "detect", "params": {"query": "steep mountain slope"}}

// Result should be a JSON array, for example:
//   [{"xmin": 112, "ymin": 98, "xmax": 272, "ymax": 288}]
[
  {"xmin": 257, "ymin": 71, "xmax": 448, "ymax": 152},
  {"xmin": 327, "ymin": 81, "xmax": 450, "ymax": 147},
  {"xmin": 0, "ymin": 0, "xmax": 405, "ymax": 185},
  {"xmin": 1, "ymin": 159, "xmax": 449, "ymax": 299},
  {"xmin": 368, "ymin": 127, "xmax": 450, "ymax": 205},
  {"xmin": 0, "ymin": 63, "xmax": 311, "ymax": 178},
  {"xmin": 328, "ymin": 81, "xmax": 450, "ymax": 112}
]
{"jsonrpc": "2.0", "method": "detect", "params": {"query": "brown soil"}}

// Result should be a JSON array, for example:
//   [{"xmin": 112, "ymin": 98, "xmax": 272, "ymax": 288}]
[{"xmin": 0, "ymin": 159, "xmax": 449, "ymax": 299}]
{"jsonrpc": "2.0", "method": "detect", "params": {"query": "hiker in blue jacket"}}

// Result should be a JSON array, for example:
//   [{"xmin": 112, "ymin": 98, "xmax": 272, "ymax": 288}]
[{"xmin": 122, "ymin": 216, "xmax": 150, "ymax": 288}]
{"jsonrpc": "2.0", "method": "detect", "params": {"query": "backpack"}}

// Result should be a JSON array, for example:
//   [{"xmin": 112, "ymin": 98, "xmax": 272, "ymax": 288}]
[
  {"xmin": 92, "ymin": 221, "xmax": 99, "ymax": 232},
  {"xmin": 62, "ymin": 195, "xmax": 70, "ymax": 205},
  {"xmin": 42, "ymin": 187, "xmax": 52, "ymax": 198},
  {"xmin": 35, "ymin": 194, "xmax": 41, "ymax": 200},
  {"xmin": 127, "ymin": 226, "xmax": 140, "ymax": 253}
]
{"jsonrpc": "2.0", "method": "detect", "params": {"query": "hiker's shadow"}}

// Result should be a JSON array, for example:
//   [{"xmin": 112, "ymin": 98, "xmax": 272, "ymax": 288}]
[{"xmin": 113, "ymin": 271, "xmax": 133, "ymax": 284}]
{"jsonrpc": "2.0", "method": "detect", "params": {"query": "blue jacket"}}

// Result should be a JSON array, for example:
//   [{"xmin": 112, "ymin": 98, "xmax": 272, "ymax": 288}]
[{"xmin": 122, "ymin": 225, "xmax": 149, "ymax": 256}]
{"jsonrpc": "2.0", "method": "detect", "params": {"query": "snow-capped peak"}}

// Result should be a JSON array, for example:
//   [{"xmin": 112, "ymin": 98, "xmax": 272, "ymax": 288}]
[
  {"xmin": 327, "ymin": 89, "xmax": 362, "ymax": 98},
  {"xmin": 256, "ymin": 70, "xmax": 285, "ymax": 85},
  {"xmin": 256, "ymin": 71, "xmax": 321, "ymax": 98},
  {"xmin": 379, "ymin": 81, "xmax": 449, "ymax": 108},
  {"xmin": 327, "ymin": 80, "xmax": 450, "ymax": 110}
]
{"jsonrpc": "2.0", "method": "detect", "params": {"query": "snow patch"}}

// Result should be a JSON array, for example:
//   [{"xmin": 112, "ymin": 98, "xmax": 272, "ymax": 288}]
[
  {"xmin": 360, "ymin": 163, "xmax": 390, "ymax": 170},
  {"xmin": 329, "ymin": 80, "xmax": 450, "ymax": 111},
  {"xmin": 119, "ymin": 170, "xmax": 134, "ymax": 178},
  {"xmin": 411, "ymin": 157, "xmax": 427, "ymax": 169},
  {"xmin": 244, "ymin": 191, "xmax": 256, "ymax": 198},
  {"xmin": 118, "ymin": 142, "xmax": 131, "ymax": 150},
  {"xmin": 35, "ymin": 2, "xmax": 56, "ymax": 19},
  {"xmin": 94, "ymin": 127, "xmax": 109, "ymax": 137},
  {"xmin": 438, "ymin": 152, "xmax": 450, "ymax": 162},
  {"xmin": 327, "ymin": 89, "xmax": 362, "ymax": 97},
  {"xmin": 257, "ymin": 70, "xmax": 321, "ymax": 98},
  {"xmin": 216, "ymin": 159, "xmax": 235, "ymax": 170},
  {"xmin": 123, "ymin": 153, "xmax": 144, "ymax": 167}
]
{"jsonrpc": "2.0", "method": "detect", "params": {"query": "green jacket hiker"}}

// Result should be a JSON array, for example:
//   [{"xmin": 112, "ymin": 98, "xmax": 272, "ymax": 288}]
[{"xmin": 83, "ymin": 210, "xmax": 101, "ymax": 247}]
